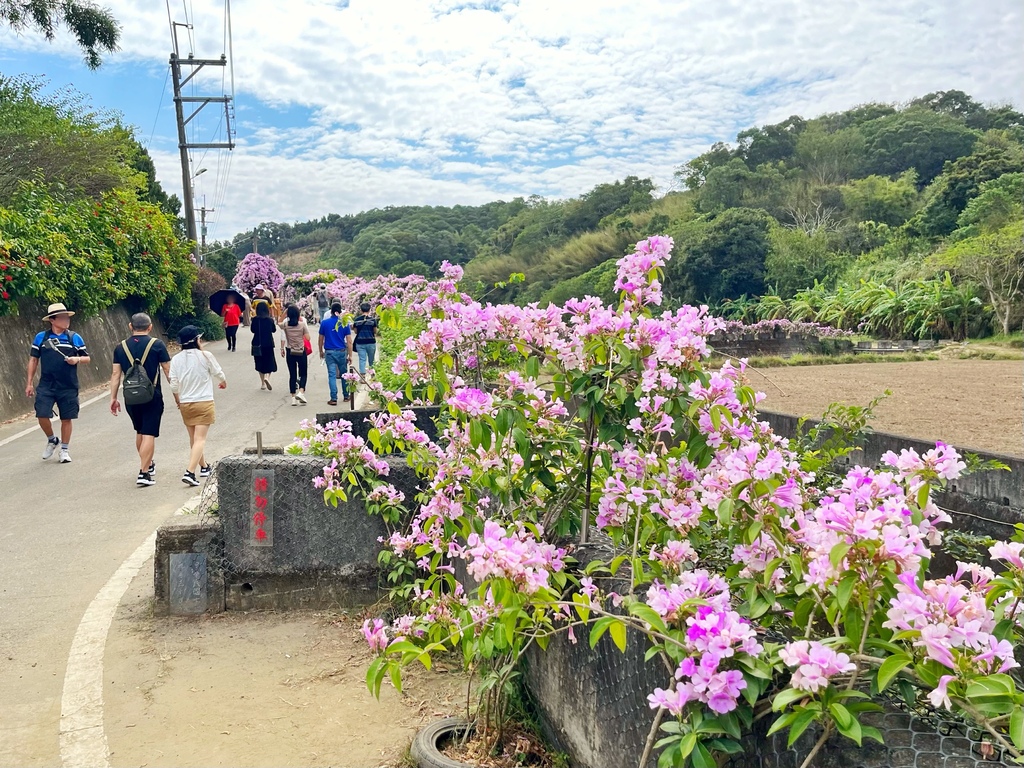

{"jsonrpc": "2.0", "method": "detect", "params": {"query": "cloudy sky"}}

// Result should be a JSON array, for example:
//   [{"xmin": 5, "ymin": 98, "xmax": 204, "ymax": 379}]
[{"xmin": 1, "ymin": 0, "xmax": 1021, "ymax": 243}]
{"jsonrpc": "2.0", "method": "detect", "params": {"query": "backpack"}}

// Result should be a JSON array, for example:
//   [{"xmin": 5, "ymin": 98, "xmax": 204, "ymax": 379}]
[{"xmin": 121, "ymin": 338, "xmax": 158, "ymax": 406}]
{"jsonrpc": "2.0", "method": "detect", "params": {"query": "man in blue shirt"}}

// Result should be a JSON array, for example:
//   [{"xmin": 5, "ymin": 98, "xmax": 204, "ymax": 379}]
[
  {"xmin": 25, "ymin": 303, "xmax": 91, "ymax": 463},
  {"xmin": 318, "ymin": 303, "xmax": 353, "ymax": 405}
]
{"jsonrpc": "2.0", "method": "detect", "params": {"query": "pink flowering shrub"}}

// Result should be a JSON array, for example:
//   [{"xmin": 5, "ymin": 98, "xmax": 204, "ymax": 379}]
[
  {"xmin": 288, "ymin": 236, "xmax": 1024, "ymax": 766},
  {"xmin": 232, "ymin": 252, "xmax": 285, "ymax": 296}
]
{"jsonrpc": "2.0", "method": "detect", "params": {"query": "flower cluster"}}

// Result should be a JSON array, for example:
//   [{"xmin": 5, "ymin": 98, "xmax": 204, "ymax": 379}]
[
  {"xmin": 884, "ymin": 568, "xmax": 1017, "ymax": 676},
  {"xmin": 793, "ymin": 465, "xmax": 952, "ymax": 589},
  {"xmin": 615, "ymin": 235, "xmax": 672, "ymax": 311},
  {"xmin": 715, "ymin": 319, "xmax": 855, "ymax": 340},
  {"xmin": 647, "ymin": 571, "xmax": 761, "ymax": 715},
  {"xmin": 458, "ymin": 520, "xmax": 565, "ymax": 594},
  {"xmin": 361, "ymin": 618, "xmax": 388, "ymax": 653},
  {"xmin": 779, "ymin": 641, "xmax": 856, "ymax": 693},
  {"xmin": 232, "ymin": 252, "xmax": 285, "ymax": 295}
]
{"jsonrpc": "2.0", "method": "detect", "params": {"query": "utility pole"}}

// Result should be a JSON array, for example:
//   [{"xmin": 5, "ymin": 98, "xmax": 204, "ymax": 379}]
[
  {"xmin": 198, "ymin": 203, "xmax": 214, "ymax": 254},
  {"xmin": 169, "ymin": 22, "xmax": 235, "ymax": 263}
]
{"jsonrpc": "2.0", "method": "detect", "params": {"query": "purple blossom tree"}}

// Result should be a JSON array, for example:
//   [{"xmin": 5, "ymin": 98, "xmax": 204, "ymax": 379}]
[{"xmin": 232, "ymin": 252, "xmax": 285, "ymax": 296}]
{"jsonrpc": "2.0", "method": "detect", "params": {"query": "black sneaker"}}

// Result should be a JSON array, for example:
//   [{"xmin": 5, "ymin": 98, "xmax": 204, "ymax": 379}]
[
  {"xmin": 137, "ymin": 471, "xmax": 156, "ymax": 487},
  {"xmin": 148, "ymin": 462, "xmax": 156, "ymax": 476},
  {"xmin": 181, "ymin": 470, "xmax": 200, "ymax": 487},
  {"xmin": 199, "ymin": 465, "xmax": 212, "ymax": 478}
]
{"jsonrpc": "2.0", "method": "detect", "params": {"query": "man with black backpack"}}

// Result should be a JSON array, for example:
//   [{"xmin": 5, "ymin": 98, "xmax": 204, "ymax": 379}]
[{"xmin": 108, "ymin": 313, "xmax": 172, "ymax": 486}]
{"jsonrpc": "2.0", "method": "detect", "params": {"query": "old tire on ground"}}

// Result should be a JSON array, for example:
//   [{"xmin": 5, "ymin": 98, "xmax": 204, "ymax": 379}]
[{"xmin": 410, "ymin": 717, "xmax": 474, "ymax": 768}]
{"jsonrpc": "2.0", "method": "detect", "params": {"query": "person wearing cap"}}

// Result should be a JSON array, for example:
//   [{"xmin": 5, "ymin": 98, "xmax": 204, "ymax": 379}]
[
  {"xmin": 169, "ymin": 325, "xmax": 226, "ymax": 487},
  {"xmin": 26, "ymin": 302, "xmax": 91, "ymax": 463},
  {"xmin": 109, "ymin": 313, "xmax": 171, "ymax": 486},
  {"xmin": 251, "ymin": 284, "xmax": 274, "ymax": 313}
]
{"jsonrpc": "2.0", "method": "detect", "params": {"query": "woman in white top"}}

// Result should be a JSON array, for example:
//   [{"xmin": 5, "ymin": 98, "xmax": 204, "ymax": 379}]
[{"xmin": 169, "ymin": 325, "xmax": 227, "ymax": 487}]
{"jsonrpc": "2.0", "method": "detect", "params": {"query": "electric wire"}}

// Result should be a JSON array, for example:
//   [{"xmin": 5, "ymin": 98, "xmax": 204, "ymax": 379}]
[{"xmin": 145, "ymin": 67, "xmax": 170, "ymax": 149}]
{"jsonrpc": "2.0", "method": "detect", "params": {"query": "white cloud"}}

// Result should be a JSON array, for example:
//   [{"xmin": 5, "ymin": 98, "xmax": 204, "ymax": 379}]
[{"xmin": 2, "ymin": 0, "xmax": 1021, "ymax": 238}]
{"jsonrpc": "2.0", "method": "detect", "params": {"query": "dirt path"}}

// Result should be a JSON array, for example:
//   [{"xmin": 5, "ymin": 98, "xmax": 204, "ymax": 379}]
[
  {"xmin": 752, "ymin": 360, "xmax": 1023, "ymax": 457},
  {"xmin": 105, "ymin": 560, "xmax": 465, "ymax": 768}
]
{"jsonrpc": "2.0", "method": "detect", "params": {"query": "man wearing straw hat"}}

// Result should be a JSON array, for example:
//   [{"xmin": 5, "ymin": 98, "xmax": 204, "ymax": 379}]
[{"xmin": 25, "ymin": 303, "xmax": 91, "ymax": 463}]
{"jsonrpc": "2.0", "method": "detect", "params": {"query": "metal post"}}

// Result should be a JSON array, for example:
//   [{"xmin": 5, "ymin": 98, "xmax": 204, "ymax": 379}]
[
  {"xmin": 170, "ymin": 52, "xmax": 199, "ymax": 261},
  {"xmin": 199, "ymin": 204, "xmax": 214, "ymax": 260},
  {"xmin": 256, "ymin": 431, "xmax": 263, "ymax": 458}
]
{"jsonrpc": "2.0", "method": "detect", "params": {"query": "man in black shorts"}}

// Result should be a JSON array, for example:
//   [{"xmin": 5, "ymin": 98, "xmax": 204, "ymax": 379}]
[
  {"xmin": 109, "ymin": 313, "xmax": 171, "ymax": 486},
  {"xmin": 26, "ymin": 303, "xmax": 91, "ymax": 463}
]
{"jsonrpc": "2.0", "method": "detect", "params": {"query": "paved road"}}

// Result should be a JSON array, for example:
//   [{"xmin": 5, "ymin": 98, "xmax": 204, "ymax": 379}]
[{"xmin": 0, "ymin": 339, "xmax": 353, "ymax": 767}]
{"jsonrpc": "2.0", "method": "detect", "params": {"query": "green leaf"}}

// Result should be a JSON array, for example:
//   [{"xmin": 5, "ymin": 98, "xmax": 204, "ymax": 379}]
[
  {"xmin": 589, "ymin": 616, "xmax": 615, "ymax": 648},
  {"xmin": 1010, "ymin": 706, "xmax": 1024, "ymax": 751},
  {"xmin": 772, "ymin": 688, "xmax": 807, "ymax": 712},
  {"xmin": 830, "ymin": 542, "xmax": 851, "ymax": 570},
  {"xmin": 836, "ymin": 574, "xmax": 857, "ymax": 610},
  {"xmin": 677, "ymin": 733, "xmax": 697, "ymax": 759},
  {"xmin": 829, "ymin": 702, "xmax": 852, "ymax": 730},
  {"xmin": 628, "ymin": 602, "xmax": 667, "ymax": 633},
  {"xmin": 788, "ymin": 709, "xmax": 818, "ymax": 747},
  {"xmin": 717, "ymin": 497, "xmax": 734, "ymax": 527},
  {"xmin": 608, "ymin": 620, "xmax": 627, "ymax": 652},
  {"xmin": 876, "ymin": 653, "xmax": 912, "ymax": 691},
  {"xmin": 691, "ymin": 742, "xmax": 716, "ymax": 768}
]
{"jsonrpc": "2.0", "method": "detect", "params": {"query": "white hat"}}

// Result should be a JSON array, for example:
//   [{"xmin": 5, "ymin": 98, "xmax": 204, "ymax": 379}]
[{"xmin": 43, "ymin": 303, "xmax": 75, "ymax": 320}]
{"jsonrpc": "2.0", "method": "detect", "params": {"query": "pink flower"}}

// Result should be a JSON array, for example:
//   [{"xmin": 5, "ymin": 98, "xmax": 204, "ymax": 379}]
[
  {"xmin": 928, "ymin": 675, "xmax": 955, "ymax": 710},
  {"xmin": 360, "ymin": 618, "xmax": 388, "ymax": 654},
  {"xmin": 990, "ymin": 541, "xmax": 1024, "ymax": 570}
]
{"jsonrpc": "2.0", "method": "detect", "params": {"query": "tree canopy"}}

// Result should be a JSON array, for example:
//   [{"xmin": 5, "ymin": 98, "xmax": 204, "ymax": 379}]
[{"xmin": 1, "ymin": 0, "xmax": 120, "ymax": 69}]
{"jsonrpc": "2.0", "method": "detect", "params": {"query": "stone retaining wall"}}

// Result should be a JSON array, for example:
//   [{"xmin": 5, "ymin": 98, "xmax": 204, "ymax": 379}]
[{"xmin": 0, "ymin": 302, "xmax": 166, "ymax": 423}]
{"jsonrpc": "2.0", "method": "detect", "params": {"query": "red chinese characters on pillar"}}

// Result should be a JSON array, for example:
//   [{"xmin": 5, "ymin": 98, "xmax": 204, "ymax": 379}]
[{"xmin": 249, "ymin": 469, "xmax": 274, "ymax": 547}]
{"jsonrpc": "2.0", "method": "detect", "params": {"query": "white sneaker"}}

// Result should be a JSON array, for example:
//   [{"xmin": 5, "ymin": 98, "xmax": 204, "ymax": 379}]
[
  {"xmin": 295, "ymin": 391, "xmax": 307, "ymax": 404},
  {"xmin": 59, "ymin": 448, "xmax": 72, "ymax": 463},
  {"xmin": 42, "ymin": 438, "xmax": 59, "ymax": 460},
  {"xmin": 291, "ymin": 395, "xmax": 299, "ymax": 406}
]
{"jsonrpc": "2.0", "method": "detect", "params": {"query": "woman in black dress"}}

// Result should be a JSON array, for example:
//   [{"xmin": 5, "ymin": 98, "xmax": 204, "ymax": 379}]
[{"xmin": 250, "ymin": 302, "xmax": 278, "ymax": 390}]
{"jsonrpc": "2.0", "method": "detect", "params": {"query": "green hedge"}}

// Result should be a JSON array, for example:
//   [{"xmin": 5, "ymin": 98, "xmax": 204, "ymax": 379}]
[{"xmin": 0, "ymin": 183, "xmax": 196, "ymax": 318}]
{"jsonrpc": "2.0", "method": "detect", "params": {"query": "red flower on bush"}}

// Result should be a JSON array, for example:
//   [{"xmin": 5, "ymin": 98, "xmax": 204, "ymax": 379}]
[{"xmin": 1, "ymin": 291, "xmax": 9, "ymax": 300}]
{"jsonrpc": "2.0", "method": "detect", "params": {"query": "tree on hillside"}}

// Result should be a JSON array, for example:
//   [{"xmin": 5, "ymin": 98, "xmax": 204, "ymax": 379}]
[
  {"xmin": 840, "ymin": 171, "xmax": 919, "ymax": 226},
  {"xmin": 929, "ymin": 220, "xmax": 1024, "ymax": 335},
  {"xmin": 1, "ymin": 0, "xmax": 119, "ymax": 69},
  {"xmin": 913, "ymin": 132, "xmax": 1024, "ymax": 237},
  {"xmin": 676, "ymin": 141, "xmax": 734, "ymax": 191},
  {"xmin": 860, "ymin": 108, "xmax": 978, "ymax": 185},
  {"xmin": 736, "ymin": 116, "xmax": 806, "ymax": 169},
  {"xmin": 765, "ymin": 226, "xmax": 850, "ymax": 297},
  {"xmin": 667, "ymin": 208, "xmax": 773, "ymax": 304},
  {"xmin": 794, "ymin": 124, "xmax": 865, "ymax": 186}
]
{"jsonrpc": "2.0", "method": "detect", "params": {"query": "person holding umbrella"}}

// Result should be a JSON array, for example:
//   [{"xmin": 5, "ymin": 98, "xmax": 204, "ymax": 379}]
[
  {"xmin": 221, "ymin": 293, "xmax": 242, "ymax": 351},
  {"xmin": 209, "ymin": 288, "xmax": 247, "ymax": 351}
]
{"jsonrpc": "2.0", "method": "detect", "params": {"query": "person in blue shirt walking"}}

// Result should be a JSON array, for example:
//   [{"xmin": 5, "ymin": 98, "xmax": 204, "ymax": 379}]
[
  {"xmin": 318, "ymin": 303, "xmax": 353, "ymax": 406},
  {"xmin": 25, "ymin": 303, "xmax": 91, "ymax": 463}
]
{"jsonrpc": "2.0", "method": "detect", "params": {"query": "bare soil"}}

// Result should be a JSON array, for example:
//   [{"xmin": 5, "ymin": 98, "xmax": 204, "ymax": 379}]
[
  {"xmin": 105, "ymin": 561, "xmax": 465, "ymax": 768},
  {"xmin": 751, "ymin": 359, "xmax": 1023, "ymax": 457}
]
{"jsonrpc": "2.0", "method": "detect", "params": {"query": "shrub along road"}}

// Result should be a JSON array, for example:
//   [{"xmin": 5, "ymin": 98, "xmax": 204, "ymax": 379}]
[{"xmin": 0, "ymin": 339, "xmax": 346, "ymax": 767}]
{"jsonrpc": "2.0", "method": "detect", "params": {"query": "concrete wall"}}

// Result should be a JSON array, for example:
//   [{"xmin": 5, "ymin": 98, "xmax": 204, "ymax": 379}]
[
  {"xmin": 759, "ymin": 410, "xmax": 1024, "ymax": 547},
  {"xmin": 525, "ymin": 625, "xmax": 997, "ymax": 768},
  {"xmin": 212, "ymin": 454, "xmax": 417, "ymax": 610},
  {"xmin": 0, "ymin": 302, "xmax": 166, "ymax": 423}
]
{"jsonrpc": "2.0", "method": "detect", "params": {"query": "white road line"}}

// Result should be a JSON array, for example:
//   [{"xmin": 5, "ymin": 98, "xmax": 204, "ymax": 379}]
[
  {"xmin": 0, "ymin": 392, "xmax": 107, "ymax": 449},
  {"xmin": 59, "ymin": 532, "xmax": 156, "ymax": 768}
]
